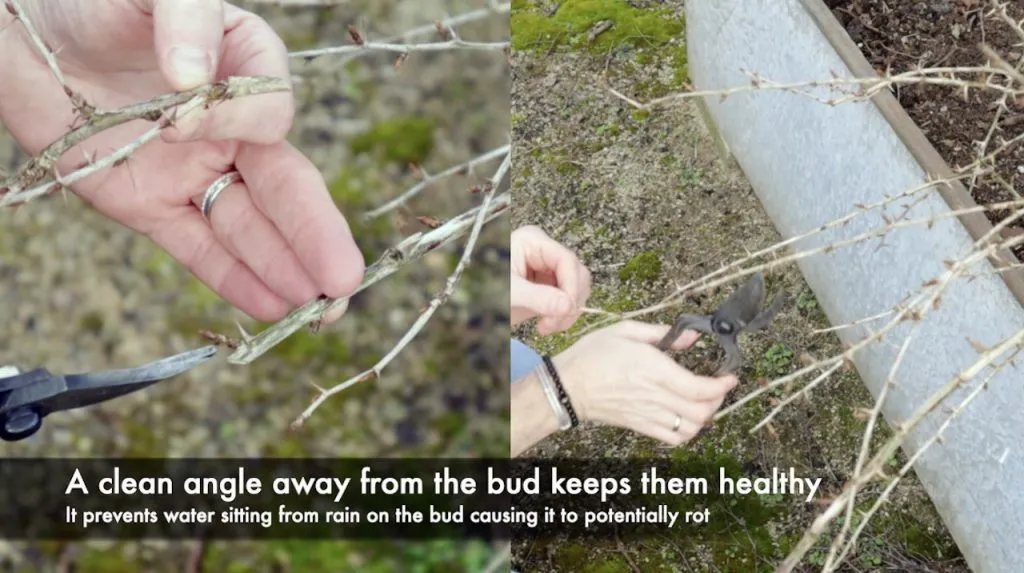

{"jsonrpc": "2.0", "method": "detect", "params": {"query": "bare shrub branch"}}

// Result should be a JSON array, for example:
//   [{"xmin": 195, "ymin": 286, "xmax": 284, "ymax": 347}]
[
  {"xmin": 290, "ymin": 153, "xmax": 511, "ymax": 428},
  {"xmin": 581, "ymin": 10, "xmax": 1024, "ymax": 569}
]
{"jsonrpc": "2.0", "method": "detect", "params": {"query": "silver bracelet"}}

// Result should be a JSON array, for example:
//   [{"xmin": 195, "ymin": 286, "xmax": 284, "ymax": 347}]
[{"xmin": 535, "ymin": 363, "xmax": 571, "ymax": 430}]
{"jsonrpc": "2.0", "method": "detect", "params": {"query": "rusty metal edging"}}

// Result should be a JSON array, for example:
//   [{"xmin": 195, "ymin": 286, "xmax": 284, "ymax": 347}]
[{"xmin": 800, "ymin": 0, "xmax": 1024, "ymax": 307}]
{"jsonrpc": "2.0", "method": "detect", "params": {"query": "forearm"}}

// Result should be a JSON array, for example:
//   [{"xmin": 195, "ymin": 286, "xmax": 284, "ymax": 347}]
[{"xmin": 510, "ymin": 371, "xmax": 561, "ymax": 457}]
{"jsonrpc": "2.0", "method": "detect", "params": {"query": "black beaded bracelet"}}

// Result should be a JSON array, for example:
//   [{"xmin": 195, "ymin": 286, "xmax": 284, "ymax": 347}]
[{"xmin": 541, "ymin": 355, "xmax": 578, "ymax": 428}]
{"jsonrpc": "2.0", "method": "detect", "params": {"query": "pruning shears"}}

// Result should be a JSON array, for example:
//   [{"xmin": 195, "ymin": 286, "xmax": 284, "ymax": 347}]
[
  {"xmin": 657, "ymin": 272, "xmax": 786, "ymax": 375},
  {"xmin": 0, "ymin": 345, "xmax": 217, "ymax": 442}
]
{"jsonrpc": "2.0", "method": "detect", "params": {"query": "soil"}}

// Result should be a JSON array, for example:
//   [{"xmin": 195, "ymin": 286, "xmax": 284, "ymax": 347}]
[
  {"xmin": 0, "ymin": 1, "xmax": 508, "ymax": 571},
  {"xmin": 511, "ymin": 0, "xmax": 968, "ymax": 571},
  {"xmin": 826, "ymin": 0, "xmax": 1024, "ymax": 259}
]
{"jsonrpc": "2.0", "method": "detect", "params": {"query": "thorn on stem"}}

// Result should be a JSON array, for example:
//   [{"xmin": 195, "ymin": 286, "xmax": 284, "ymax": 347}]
[
  {"xmin": 435, "ymin": 20, "xmax": 455, "ymax": 41},
  {"xmin": 347, "ymin": 24, "xmax": 365, "ymax": 45},
  {"xmin": 417, "ymin": 215, "xmax": 442, "ymax": 229},
  {"xmin": 233, "ymin": 320, "xmax": 253, "ymax": 343}
]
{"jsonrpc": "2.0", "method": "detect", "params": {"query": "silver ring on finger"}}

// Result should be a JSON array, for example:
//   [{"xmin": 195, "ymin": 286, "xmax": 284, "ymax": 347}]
[
  {"xmin": 672, "ymin": 414, "xmax": 682, "ymax": 433},
  {"xmin": 201, "ymin": 171, "xmax": 242, "ymax": 221}
]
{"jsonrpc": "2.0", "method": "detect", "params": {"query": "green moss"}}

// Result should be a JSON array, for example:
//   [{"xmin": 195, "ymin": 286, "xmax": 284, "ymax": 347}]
[
  {"xmin": 350, "ymin": 116, "xmax": 436, "ymax": 166},
  {"xmin": 670, "ymin": 43, "xmax": 689, "ymax": 86},
  {"xmin": 538, "ymin": 450, "xmax": 786, "ymax": 572},
  {"xmin": 79, "ymin": 311, "xmax": 104, "ymax": 335},
  {"xmin": 555, "ymin": 161, "xmax": 582, "ymax": 176},
  {"xmin": 631, "ymin": 109, "xmax": 651, "ymax": 122},
  {"xmin": 631, "ymin": 44, "xmax": 690, "ymax": 97},
  {"xmin": 595, "ymin": 122, "xmax": 621, "ymax": 136},
  {"xmin": 75, "ymin": 546, "xmax": 141, "ymax": 572},
  {"xmin": 511, "ymin": 0, "xmax": 685, "ymax": 54},
  {"xmin": 618, "ymin": 251, "xmax": 662, "ymax": 283},
  {"xmin": 872, "ymin": 512, "xmax": 962, "ymax": 561}
]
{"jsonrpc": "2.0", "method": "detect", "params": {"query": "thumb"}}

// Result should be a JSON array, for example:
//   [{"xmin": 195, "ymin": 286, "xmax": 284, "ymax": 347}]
[
  {"xmin": 150, "ymin": 0, "xmax": 224, "ymax": 91},
  {"xmin": 513, "ymin": 280, "xmax": 574, "ymax": 319}
]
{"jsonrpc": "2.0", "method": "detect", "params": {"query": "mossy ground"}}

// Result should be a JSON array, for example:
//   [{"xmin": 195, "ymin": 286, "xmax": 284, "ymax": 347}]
[
  {"xmin": 0, "ymin": 0, "xmax": 508, "ymax": 570},
  {"xmin": 510, "ymin": 1, "xmax": 965, "ymax": 571}
]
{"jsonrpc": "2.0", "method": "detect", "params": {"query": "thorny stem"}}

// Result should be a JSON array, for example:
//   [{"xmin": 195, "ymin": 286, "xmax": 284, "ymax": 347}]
[
  {"xmin": 6, "ymin": 0, "xmax": 69, "ymax": 92},
  {"xmin": 750, "ymin": 361, "xmax": 844, "ymax": 433},
  {"xmin": 831, "ymin": 349, "xmax": 1020, "ymax": 569},
  {"xmin": 289, "ymin": 2, "xmax": 512, "ymax": 61},
  {"xmin": 575, "ymin": 171, "xmax": 978, "ymax": 332},
  {"xmin": 365, "ymin": 144, "xmax": 510, "ymax": 219},
  {"xmin": 716, "ymin": 216, "xmax": 1024, "ymax": 423},
  {"xmin": 289, "ymin": 153, "xmax": 512, "ymax": 428},
  {"xmin": 582, "ymin": 15, "xmax": 1024, "ymax": 571},
  {"xmin": 610, "ymin": 65, "xmax": 1024, "ymax": 110},
  {"xmin": 227, "ymin": 188, "xmax": 512, "ymax": 365},
  {"xmin": 779, "ymin": 326, "xmax": 1024, "ymax": 573},
  {"xmin": 773, "ymin": 225, "xmax": 1024, "ymax": 571},
  {"xmin": 292, "ymin": 38, "xmax": 510, "ymax": 60},
  {"xmin": 583, "ymin": 198, "xmax": 1024, "ymax": 331},
  {"xmin": 293, "ymin": 2, "xmax": 512, "ymax": 67},
  {"xmin": 0, "ymin": 77, "xmax": 290, "ymax": 200},
  {"xmin": 824, "ymin": 326, "xmax": 920, "ymax": 570}
]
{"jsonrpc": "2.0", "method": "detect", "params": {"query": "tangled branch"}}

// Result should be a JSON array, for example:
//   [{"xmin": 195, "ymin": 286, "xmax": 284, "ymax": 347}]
[
  {"xmin": 580, "ymin": 5, "xmax": 1024, "ymax": 570},
  {"xmin": 290, "ymin": 153, "xmax": 511, "ymax": 428}
]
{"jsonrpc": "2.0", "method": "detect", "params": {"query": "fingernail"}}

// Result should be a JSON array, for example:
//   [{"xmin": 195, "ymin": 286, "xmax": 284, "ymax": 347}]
[
  {"xmin": 320, "ymin": 299, "xmax": 350, "ymax": 324},
  {"xmin": 168, "ymin": 47, "xmax": 213, "ymax": 90}
]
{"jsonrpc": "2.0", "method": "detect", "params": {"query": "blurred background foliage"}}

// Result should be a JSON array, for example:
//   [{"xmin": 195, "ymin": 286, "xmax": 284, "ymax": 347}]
[{"xmin": 0, "ymin": 0, "xmax": 509, "ymax": 570}]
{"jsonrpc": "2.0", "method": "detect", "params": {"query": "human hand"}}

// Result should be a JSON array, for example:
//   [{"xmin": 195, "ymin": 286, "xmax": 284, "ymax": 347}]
[
  {"xmin": 553, "ymin": 321, "xmax": 738, "ymax": 446},
  {"xmin": 0, "ymin": 0, "xmax": 364, "ymax": 321},
  {"xmin": 510, "ymin": 225, "xmax": 591, "ymax": 334}
]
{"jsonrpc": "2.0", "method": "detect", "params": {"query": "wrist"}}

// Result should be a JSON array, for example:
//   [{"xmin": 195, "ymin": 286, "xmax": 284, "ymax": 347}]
[
  {"xmin": 550, "ymin": 349, "xmax": 588, "ymax": 422},
  {"xmin": 510, "ymin": 371, "xmax": 561, "ymax": 457}
]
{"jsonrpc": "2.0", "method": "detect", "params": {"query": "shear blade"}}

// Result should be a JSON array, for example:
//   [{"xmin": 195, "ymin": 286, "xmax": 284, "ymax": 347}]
[{"xmin": 25, "ymin": 345, "xmax": 218, "ymax": 415}]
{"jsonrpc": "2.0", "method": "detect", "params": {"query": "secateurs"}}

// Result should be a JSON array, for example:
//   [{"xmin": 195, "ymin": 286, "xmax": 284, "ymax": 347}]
[
  {"xmin": 0, "ymin": 345, "xmax": 218, "ymax": 442},
  {"xmin": 657, "ymin": 272, "xmax": 786, "ymax": 375}
]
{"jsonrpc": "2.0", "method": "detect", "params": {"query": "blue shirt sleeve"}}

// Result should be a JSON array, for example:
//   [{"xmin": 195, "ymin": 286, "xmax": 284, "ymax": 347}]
[{"xmin": 510, "ymin": 338, "xmax": 543, "ymax": 383}]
